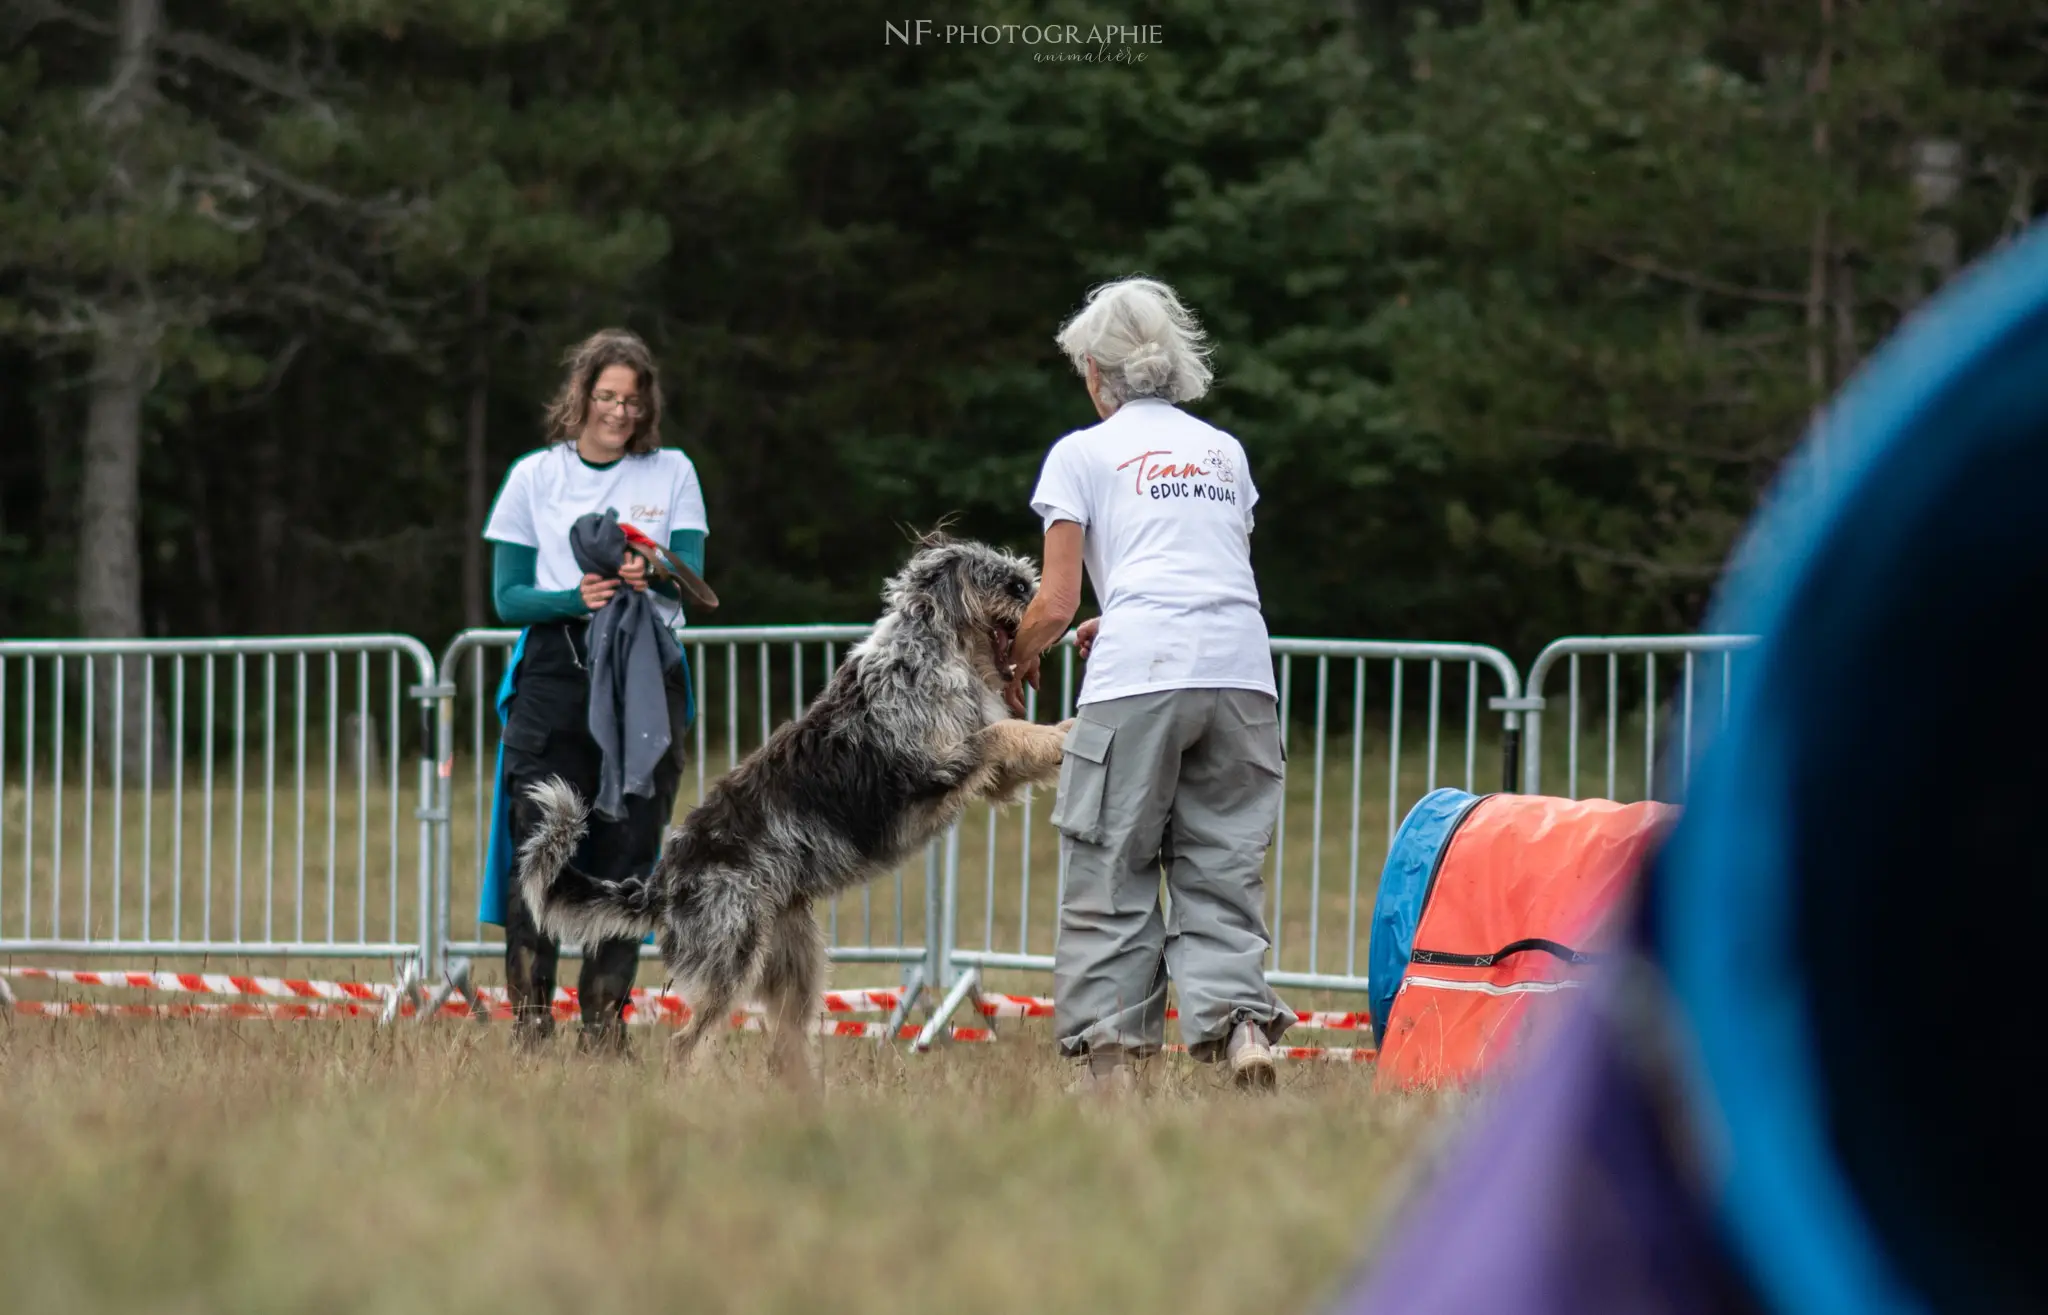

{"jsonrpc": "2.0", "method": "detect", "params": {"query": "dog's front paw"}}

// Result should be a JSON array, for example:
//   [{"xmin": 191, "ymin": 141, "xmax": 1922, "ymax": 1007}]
[{"xmin": 1048, "ymin": 718, "xmax": 1081, "ymax": 768}]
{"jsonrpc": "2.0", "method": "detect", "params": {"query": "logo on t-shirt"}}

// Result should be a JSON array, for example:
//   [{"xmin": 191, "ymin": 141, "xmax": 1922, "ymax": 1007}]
[
  {"xmin": 1115, "ymin": 448, "xmax": 1239, "ymax": 505},
  {"xmin": 628, "ymin": 504, "xmax": 666, "ymax": 523}
]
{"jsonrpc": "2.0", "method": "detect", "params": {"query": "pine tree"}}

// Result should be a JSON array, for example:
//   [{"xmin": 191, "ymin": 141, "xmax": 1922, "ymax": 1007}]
[
  {"xmin": 1346, "ymin": 0, "xmax": 2046, "ymax": 646},
  {"xmin": 6, "ymin": 0, "xmax": 310, "ymax": 773},
  {"xmin": 268, "ymin": 1, "xmax": 796, "ymax": 630}
]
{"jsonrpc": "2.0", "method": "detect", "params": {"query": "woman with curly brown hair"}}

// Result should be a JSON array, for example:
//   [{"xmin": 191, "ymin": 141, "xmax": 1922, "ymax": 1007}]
[{"xmin": 477, "ymin": 328, "xmax": 708, "ymax": 1051}]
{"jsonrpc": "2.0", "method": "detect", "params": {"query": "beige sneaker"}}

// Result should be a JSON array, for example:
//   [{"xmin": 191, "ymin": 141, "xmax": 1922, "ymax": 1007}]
[
  {"xmin": 1065, "ymin": 1047, "xmax": 1141, "ymax": 1100},
  {"xmin": 1227, "ymin": 1020, "xmax": 1277, "ymax": 1091}
]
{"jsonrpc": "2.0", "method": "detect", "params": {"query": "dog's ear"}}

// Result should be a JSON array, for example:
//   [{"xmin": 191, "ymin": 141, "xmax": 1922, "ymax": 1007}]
[
  {"xmin": 896, "ymin": 545, "xmax": 970, "ymax": 627},
  {"xmin": 927, "ymin": 555, "xmax": 970, "ymax": 624}
]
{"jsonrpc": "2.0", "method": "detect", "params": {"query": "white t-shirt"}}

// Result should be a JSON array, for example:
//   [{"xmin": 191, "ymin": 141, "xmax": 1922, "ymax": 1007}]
[
  {"xmin": 483, "ymin": 444, "xmax": 710, "ymax": 627},
  {"xmin": 1030, "ymin": 398, "xmax": 1275, "ymax": 705}
]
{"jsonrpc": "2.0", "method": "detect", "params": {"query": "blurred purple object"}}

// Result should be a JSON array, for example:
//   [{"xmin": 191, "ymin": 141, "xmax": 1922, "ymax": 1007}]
[{"xmin": 1334, "ymin": 991, "xmax": 1758, "ymax": 1315}]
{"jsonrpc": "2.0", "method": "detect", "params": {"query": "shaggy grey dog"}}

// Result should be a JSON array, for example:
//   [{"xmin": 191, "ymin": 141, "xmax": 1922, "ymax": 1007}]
[{"xmin": 517, "ymin": 536, "xmax": 1072, "ymax": 1088}]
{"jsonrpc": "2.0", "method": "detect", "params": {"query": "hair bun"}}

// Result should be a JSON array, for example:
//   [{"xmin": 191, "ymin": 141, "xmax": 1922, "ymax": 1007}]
[
  {"xmin": 1055, "ymin": 277, "xmax": 1215, "ymax": 406},
  {"xmin": 1122, "ymin": 341, "xmax": 1172, "ymax": 395}
]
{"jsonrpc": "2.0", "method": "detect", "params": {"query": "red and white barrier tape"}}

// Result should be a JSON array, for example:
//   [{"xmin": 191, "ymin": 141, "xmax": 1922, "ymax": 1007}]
[
  {"xmin": 0, "ymin": 967, "xmax": 903, "ymax": 1018},
  {"xmin": 0, "ymin": 968, "xmax": 969, "ymax": 1038},
  {"xmin": 2, "ymin": 967, "xmax": 1369, "ymax": 1057},
  {"xmin": 464, "ymin": 995, "xmax": 982, "ymax": 1038},
  {"xmin": 457, "ymin": 983, "xmax": 906, "ymax": 1016},
  {"xmin": 7, "ymin": 998, "xmax": 995, "ymax": 1040},
  {"xmin": 13, "ymin": 1000, "xmax": 383, "ymax": 1021},
  {"xmin": 0, "ymin": 965, "xmax": 387, "ymax": 1002},
  {"xmin": 1161, "ymin": 1044, "xmax": 1377, "ymax": 1064},
  {"xmin": 974, "ymin": 991, "xmax": 1370, "ymax": 1033},
  {"xmin": 1279, "ymin": 1010, "xmax": 1373, "ymax": 1034}
]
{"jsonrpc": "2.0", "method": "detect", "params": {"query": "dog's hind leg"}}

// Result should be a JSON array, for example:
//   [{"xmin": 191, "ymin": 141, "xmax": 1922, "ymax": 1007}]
[
  {"xmin": 757, "ymin": 903, "xmax": 826, "ymax": 1096},
  {"xmin": 662, "ymin": 893, "xmax": 758, "ymax": 1079},
  {"xmin": 667, "ymin": 965, "xmax": 742, "ymax": 1078}
]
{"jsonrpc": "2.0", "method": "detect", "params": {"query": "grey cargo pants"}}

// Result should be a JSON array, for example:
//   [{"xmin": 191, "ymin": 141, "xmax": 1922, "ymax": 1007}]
[{"xmin": 1050, "ymin": 687, "xmax": 1295, "ymax": 1060}]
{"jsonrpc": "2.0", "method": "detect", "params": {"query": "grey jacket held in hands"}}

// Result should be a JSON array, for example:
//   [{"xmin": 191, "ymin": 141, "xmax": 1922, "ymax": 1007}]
[{"xmin": 569, "ymin": 509, "xmax": 690, "ymax": 822}]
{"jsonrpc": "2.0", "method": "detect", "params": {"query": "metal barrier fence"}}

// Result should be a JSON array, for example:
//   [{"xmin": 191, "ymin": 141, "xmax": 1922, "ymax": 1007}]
[
  {"xmin": 919, "ymin": 637, "xmax": 1525, "ymax": 1043},
  {"xmin": 6, "ymin": 626, "xmax": 1763, "ymax": 1039},
  {"xmin": 0, "ymin": 636, "xmax": 441, "ymax": 1018},
  {"xmin": 1521, "ymin": 635, "xmax": 1762, "ymax": 800},
  {"xmin": 422, "ymin": 627, "xmax": 1524, "ymax": 1034}
]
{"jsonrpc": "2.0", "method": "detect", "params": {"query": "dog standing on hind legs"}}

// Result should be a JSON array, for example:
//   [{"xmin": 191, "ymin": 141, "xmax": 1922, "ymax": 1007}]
[{"xmin": 517, "ymin": 536, "xmax": 1074, "ymax": 1091}]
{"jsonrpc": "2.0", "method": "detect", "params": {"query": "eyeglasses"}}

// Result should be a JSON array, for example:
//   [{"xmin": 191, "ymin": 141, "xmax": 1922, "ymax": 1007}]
[{"xmin": 591, "ymin": 390, "xmax": 646, "ymax": 416}]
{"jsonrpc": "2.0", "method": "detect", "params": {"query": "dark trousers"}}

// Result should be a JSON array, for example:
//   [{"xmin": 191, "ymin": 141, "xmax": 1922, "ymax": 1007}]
[{"xmin": 499, "ymin": 624, "xmax": 687, "ymax": 1051}]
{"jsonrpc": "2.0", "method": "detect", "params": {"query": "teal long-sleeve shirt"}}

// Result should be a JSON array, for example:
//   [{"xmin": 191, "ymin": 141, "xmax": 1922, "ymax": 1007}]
[{"xmin": 490, "ymin": 530, "xmax": 707, "ymax": 626}]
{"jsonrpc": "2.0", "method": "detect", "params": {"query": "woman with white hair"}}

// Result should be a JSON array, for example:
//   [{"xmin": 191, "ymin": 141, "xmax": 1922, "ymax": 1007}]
[{"xmin": 1006, "ymin": 276, "xmax": 1293, "ymax": 1092}]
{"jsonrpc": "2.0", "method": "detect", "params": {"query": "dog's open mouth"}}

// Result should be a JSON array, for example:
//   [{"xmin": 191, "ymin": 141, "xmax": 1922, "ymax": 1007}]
[{"xmin": 991, "ymin": 621, "xmax": 1017, "ymax": 679}]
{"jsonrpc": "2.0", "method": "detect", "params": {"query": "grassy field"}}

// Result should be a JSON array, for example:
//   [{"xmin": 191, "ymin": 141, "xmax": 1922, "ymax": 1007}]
[
  {"xmin": 0, "ymin": 661, "xmax": 1689, "ymax": 1312},
  {"xmin": 0, "ymin": 1014, "xmax": 1449, "ymax": 1314},
  {"xmin": 0, "ymin": 717, "xmax": 1497, "ymax": 1314},
  {"xmin": 0, "ymin": 641, "xmax": 1719, "ymax": 1310},
  {"xmin": 0, "ymin": 658, "xmax": 1675, "ymax": 1308}
]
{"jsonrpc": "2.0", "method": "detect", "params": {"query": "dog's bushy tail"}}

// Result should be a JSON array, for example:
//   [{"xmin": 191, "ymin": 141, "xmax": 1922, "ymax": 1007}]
[{"xmin": 516, "ymin": 778, "xmax": 660, "ymax": 945}]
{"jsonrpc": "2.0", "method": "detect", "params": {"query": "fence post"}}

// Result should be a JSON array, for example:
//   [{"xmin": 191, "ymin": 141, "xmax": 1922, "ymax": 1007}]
[
  {"xmin": 408, "ymin": 673, "xmax": 456, "ymax": 999},
  {"xmin": 413, "ymin": 632, "xmax": 501, "ymax": 1023},
  {"xmin": 923, "ymin": 831, "xmax": 956, "ymax": 998},
  {"xmin": 1485, "ymin": 695, "xmax": 1546, "ymax": 796},
  {"xmin": 1521, "ymin": 646, "xmax": 1557, "ymax": 796},
  {"xmin": 914, "ymin": 822, "xmax": 985, "ymax": 1051},
  {"xmin": 1480, "ymin": 659, "xmax": 1536, "ymax": 795},
  {"xmin": 433, "ymin": 670, "xmax": 459, "ymax": 987}
]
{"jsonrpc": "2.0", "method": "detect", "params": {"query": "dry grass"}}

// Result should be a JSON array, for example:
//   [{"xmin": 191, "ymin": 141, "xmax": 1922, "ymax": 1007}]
[
  {"xmin": 2, "ymin": 746, "xmax": 1449, "ymax": 1314},
  {"xmin": 0, "ymin": 1015, "xmax": 1445, "ymax": 1315},
  {"xmin": 0, "ymin": 660, "xmax": 1630, "ymax": 1313},
  {"xmin": 0, "ymin": 633, "xmax": 1703, "ymax": 1312}
]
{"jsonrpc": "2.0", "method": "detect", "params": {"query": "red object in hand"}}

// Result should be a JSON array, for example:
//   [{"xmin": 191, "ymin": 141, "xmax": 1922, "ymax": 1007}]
[{"xmin": 617, "ymin": 521, "xmax": 720, "ymax": 611}]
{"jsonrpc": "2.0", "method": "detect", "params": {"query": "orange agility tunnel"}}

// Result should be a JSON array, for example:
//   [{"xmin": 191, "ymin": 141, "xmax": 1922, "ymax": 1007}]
[{"xmin": 1366, "ymin": 789, "xmax": 1675, "ymax": 1091}]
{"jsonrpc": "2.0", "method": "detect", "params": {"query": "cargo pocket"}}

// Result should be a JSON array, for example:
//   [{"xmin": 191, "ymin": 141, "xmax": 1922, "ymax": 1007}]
[
  {"xmin": 499, "ymin": 717, "xmax": 551, "ymax": 777},
  {"xmin": 1049, "ymin": 716, "xmax": 1115, "ymax": 845}
]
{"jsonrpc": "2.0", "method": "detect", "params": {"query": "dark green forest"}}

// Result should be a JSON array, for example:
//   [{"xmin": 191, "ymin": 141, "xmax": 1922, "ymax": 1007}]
[{"xmin": 3, "ymin": 0, "xmax": 2043, "ymax": 658}]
